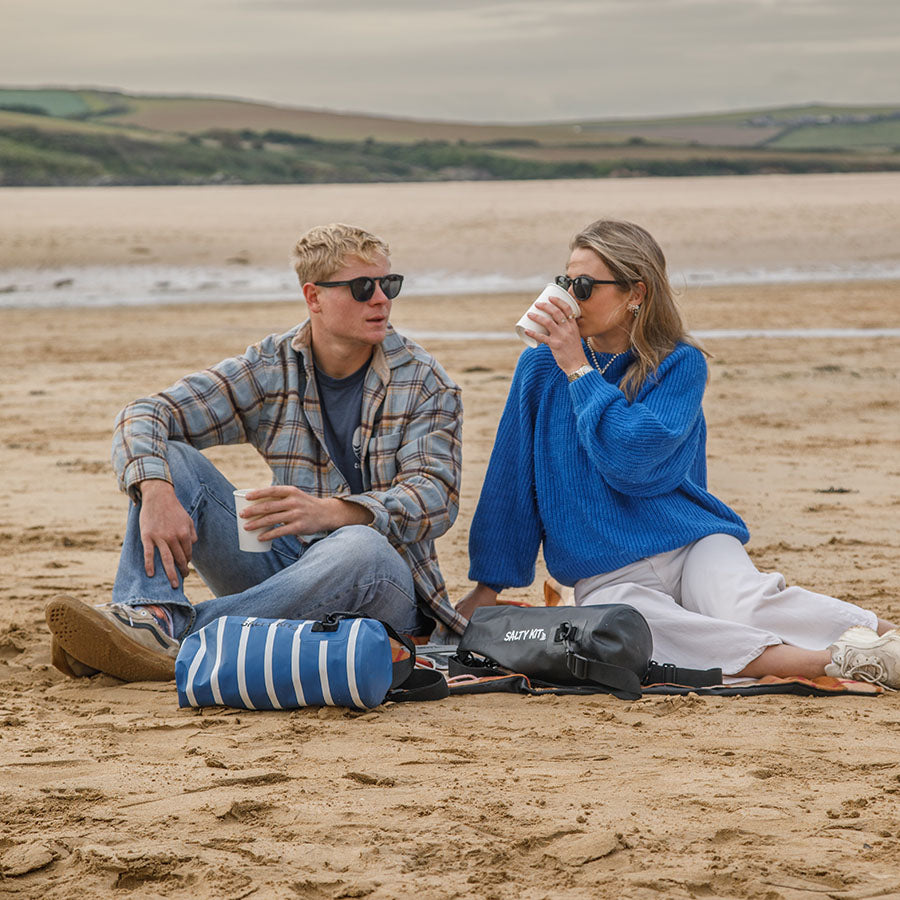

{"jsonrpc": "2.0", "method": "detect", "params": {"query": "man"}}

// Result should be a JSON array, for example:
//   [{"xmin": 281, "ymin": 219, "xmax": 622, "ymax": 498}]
[{"xmin": 46, "ymin": 223, "xmax": 465, "ymax": 681}]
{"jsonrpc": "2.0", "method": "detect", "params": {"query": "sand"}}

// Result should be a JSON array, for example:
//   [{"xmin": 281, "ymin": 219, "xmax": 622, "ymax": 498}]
[
  {"xmin": 3, "ymin": 173, "xmax": 900, "ymax": 280},
  {"xmin": 1, "ymin": 176, "xmax": 899, "ymax": 898}
]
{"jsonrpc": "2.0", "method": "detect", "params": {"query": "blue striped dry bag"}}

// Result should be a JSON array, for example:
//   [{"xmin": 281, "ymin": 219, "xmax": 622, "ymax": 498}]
[{"xmin": 175, "ymin": 615, "xmax": 394, "ymax": 711}]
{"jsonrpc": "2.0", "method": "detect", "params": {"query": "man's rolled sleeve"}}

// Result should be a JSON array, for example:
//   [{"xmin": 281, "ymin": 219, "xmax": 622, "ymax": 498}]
[
  {"xmin": 120, "ymin": 455, "xmax": 173, "ymax": 498},
  {"xmin": 111, "ymin": 343, "xmax": 272, "ymax": 495}
]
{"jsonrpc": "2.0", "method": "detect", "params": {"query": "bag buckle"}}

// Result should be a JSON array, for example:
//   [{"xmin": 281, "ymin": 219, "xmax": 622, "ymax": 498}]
[
  {"xmin": 647, "ymin": 661, "xmax": 679, "ymax": 684},
  {"xmin": 312, "ymin": 613, "xmax": 345, "ymax": 632},
  {"xmin": 554, "ymin": 622, "xmax": 577, "ymax": 643},
  {"xmin": 567, "ymin": 652, "xmax": 589, "ymax": 680},
  {"xmin": 457, "ymin": 650, "xmax": 500, "ymax": 670}
]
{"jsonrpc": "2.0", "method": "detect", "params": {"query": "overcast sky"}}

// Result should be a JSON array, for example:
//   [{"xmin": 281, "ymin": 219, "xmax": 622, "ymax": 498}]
[{"xmin": 3, "ymin": 0, "xmax": 898, "ymax": 122}]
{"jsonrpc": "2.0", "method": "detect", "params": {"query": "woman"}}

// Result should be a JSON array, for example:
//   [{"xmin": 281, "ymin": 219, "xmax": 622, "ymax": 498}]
[{"xmin": 460, "ymin": 219, "xmax": 899, "ymax": 687}]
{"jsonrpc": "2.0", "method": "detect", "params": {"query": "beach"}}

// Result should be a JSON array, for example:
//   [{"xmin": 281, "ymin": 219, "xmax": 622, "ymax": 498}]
[{"xmin": 1, "ymin": 175, "xmax": 899, "ymax": 898}]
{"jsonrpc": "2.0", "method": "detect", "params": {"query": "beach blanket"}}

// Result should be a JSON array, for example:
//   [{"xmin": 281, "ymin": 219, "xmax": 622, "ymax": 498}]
[
  {"xmin": 414, "ymin": 646, "xmax": 884, "ymax": 697},
  {"xmin": 443, "ymin": 670, "xmax": 884, "ymax": 698}
]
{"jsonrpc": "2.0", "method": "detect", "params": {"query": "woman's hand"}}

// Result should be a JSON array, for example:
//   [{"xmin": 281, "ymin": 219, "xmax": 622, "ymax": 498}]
[
  {"xmin": 455, "ymin": 583, "xmax": 500, "ymax": 621},
  {"xmin": 240, "ymin": 486, "xmax": 372, "ymax": 540},
  {"xmin": 522, "ymin": 295, "xmax": 588, "ymax": 375}
]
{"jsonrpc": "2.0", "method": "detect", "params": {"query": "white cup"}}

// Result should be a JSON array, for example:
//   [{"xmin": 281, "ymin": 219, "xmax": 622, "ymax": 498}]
[
  {"xmin": 515, "ymin": 283, "xmax": 580, "ymax": 347},
  {"xmin": 233, "ymin": 489, "xmax": 270, "ymax": 552}
]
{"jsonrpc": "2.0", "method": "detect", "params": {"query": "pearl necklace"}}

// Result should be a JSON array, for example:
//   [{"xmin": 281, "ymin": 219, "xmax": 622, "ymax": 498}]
[{"xmin": 586, "ymin": 337, "xmax": 624, "ymax": 375}]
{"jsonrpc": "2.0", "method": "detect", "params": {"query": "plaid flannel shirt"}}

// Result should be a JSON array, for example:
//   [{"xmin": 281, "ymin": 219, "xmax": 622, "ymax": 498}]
[{"xmin": 111, "ymin": 321, "xmax": 466, "ymax": 633}]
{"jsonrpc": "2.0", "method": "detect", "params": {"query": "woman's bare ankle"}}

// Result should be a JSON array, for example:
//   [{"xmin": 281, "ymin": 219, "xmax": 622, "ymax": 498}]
[{"xmin": 735, "ymin": 644, "xmax": 831, "ymax": 680}]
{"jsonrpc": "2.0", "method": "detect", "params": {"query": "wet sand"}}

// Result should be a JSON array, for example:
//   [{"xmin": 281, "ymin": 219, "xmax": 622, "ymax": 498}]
[
  {"xmin": 1, "ymin": 177, "xmax": 899, "ymax": 898},
  {"xmin": 3, "ymin": 173, "xmax": 900, "ymax": 279}
]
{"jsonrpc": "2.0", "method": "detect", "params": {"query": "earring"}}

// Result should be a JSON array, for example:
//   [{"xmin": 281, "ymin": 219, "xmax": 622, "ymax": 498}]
[{"xmin": 628, "ymin": 304, "xmax": 641, "ymax": 317}]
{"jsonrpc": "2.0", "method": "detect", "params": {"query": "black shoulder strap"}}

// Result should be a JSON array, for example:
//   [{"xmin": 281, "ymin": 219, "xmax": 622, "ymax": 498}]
[
  {"xmin": 453, "ymin": 648, "xmax": 644, "ymax": 701},
  {"xmin": 386, "ymin": 667, "xmax": 449, "ymax": 703},
  {"xmin": 643, "ymin": 661, "xmax": 722, "ymax": 688},
  {"xmin": 565, "ymin": 650, "xmax": 643, "ymax": 700},
  {"xmin": 381, "ymin": 622, "xmax": 449, "ymax": 703},
  {"xmin": 448, "ymin": 651, "xmax": 502, "ymax": 680}
]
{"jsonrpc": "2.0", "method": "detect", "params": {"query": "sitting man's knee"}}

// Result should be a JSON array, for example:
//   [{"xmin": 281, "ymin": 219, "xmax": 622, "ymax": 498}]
[
  {"xmin": 165, "ymin": 440, "xmax": 202, "ymax": 464},
  {"xmin": 164, "ymin": 441, "xmax": 214, "ymax": 486},
  {"xmin": 333, "ymin": 525, "xmax": 409, "ymax": 576},
  {"xmin": 334, "ymin": 524, "xmax": 391, "ymax": 555}
]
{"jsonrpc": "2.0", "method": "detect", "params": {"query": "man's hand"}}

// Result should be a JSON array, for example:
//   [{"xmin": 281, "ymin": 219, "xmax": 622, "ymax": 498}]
[
  {"xmin": 240, "ymin": 485, "xmax": 373, "ymax": 540},
  {"xmin": 455, "ymin": 583, "xmax": 500, "ymax": 621},
  {"xmin": 138, "ymin": 479, "xmax": 198, "ymax": 588}
]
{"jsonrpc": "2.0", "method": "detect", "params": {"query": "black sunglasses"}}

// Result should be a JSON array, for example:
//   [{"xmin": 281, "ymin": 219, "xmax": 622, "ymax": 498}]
[
  {"xmin": 314, "ymin": 274, "xmax": 404, "ymax": 303},
  {"xmin": 555, "ymin": 274, "xmax": 619, "ymax": 301}
]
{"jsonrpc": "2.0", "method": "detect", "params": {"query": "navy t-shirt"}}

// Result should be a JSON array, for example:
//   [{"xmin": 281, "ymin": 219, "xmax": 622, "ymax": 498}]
[{"xmin": 314, "ymin": 360, "xmax": 367, "ymax": 495}]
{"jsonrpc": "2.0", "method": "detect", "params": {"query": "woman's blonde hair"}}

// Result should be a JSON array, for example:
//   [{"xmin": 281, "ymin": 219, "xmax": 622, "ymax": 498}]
[
  {"xmin": 292, "ymin": 223, "xmax": 390, "ymax": 285},
  {"xmin": 570, "ymin": 219, "xmax": 705, "ymax": 400}
]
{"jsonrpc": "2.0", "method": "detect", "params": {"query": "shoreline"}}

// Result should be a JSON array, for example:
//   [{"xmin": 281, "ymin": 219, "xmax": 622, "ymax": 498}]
[{"xmin": 3, "ymin": 263, "xmax": 900, "ymax": 311}]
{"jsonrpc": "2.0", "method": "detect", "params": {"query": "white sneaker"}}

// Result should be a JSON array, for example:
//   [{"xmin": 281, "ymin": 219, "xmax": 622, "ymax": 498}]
[{"xmin": 826, "ymin": 626, "xmax": 900, "ymax": 690}]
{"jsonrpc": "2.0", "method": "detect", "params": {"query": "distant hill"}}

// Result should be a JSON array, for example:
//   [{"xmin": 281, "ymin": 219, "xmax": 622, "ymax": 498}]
[{"xmin": 1, "ymin": 87, "xmax": 899, "ymax": 186}]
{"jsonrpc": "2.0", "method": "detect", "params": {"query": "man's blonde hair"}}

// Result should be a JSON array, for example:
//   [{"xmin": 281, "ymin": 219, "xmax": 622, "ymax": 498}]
[{"xmin": 291, "ymin": 223, "xmax": 391, "ymax": 286}]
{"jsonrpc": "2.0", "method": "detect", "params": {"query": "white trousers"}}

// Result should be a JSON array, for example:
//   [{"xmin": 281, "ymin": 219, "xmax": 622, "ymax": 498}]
[{"xmin": 574, "ymin": 534, "xmax": 877, "ymax": 675}]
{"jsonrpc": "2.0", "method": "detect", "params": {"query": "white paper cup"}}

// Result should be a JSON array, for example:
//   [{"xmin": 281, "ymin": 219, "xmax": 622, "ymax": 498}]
[
  {"xmin": 233, "ymin": 489, "xmax": 270, "ymax": 552},
  {"xmin": 515, "ymin": 283, "xmax": 580, "ymax": 347}
]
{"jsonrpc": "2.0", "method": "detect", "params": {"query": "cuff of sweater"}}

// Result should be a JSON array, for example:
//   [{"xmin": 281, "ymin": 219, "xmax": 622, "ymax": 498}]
[
  {"xmin": 465, "ymin": 571, "xmax": 508, "ymax": 594},
  {"xmin": 567, "ymin": 367, "xmax": 617, "ymax": 408}
]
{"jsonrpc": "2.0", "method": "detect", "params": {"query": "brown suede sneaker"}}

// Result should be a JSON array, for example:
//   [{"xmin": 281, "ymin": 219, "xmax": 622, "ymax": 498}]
[
  {"xmin": 45, "ymin": 595, "xmax": 178, "ymax": 682},
  {"xmin": 50, "ymin": 635, "xmax": 99, "ymax": 678}
]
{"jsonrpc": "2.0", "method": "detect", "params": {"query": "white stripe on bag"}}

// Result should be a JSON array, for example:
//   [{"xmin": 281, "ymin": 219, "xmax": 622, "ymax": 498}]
[
  {"xmin": 237, "ymin": 617, "xmax": 257, "ymax": 709},
  {"xmin": 319, "ymin": 639, "xmax": 333, "ymax": 706},
  {"xmin": 184, "ymin": 627, "xmax": 207, "ymax": 707},
  {"xmin": 346, "ymin": 618, "xmax": 364, "ymax": 709},
  {"xmin": 291, "ymin": 623, "xmax": 306, "ymax": 706},
  {"xmin": 263, "ymin": 619, "xmax": 284, "ymax": 709},
  {"xmin": 210, "ymin": 616, "xmax": 227, "ymax": 706}
]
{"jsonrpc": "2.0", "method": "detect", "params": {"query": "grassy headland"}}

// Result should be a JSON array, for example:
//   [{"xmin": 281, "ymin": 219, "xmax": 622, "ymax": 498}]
[{"xmin": 2, "ymin": 88, "xmax": 899, "ymax": 186}]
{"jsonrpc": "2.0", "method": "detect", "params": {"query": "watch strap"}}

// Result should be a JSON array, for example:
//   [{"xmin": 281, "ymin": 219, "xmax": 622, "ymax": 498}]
[{"xmin": 567, "ymin": 364, "xmax": 593, "ymax": 383}]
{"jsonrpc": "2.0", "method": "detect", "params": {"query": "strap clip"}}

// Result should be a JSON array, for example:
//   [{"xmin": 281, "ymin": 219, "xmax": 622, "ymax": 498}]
[
  {"xmin": 567, "ymin": 652, "xmax": 590, "ymax": 680},
  {"xmin": 312, "ymin": 613, "xmax": 345, "ymax": 632},
  {"xmin": 644, "ymin": 661, "xmax": 679, "ymax": 684}
]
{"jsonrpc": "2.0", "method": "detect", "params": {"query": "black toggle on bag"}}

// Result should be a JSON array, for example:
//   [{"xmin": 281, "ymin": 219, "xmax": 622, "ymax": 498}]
[{"xmin": 450, "ymin": 604, "xmax": 721, "ymax": 700}]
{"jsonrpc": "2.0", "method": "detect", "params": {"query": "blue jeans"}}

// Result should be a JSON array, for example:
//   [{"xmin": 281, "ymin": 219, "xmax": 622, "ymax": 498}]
[{"xmin": 112, "ymin": 442, "xmax": 429, "ymax": 640}]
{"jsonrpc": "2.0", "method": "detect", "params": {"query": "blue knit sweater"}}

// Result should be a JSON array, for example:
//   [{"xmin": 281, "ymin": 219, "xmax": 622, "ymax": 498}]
[{"xmin": 468, "ymin": 341, "xmax": 749, "ymax": 590}]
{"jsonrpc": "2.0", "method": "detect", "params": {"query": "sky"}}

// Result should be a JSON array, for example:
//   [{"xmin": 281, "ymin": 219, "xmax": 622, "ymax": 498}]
[{"xmin": 3, "ymin": 0, "xmax": 898, "ymax": 123}]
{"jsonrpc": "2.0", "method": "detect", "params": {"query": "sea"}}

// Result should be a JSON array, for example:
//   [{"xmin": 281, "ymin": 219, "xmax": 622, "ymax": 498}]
[
  {"xmin": 3, "ymin": 261, "xmax": 900, "ymax": 340},
  {"xmin": 3, "ymin": 261, "xmax": 900, "ymax": 310}
]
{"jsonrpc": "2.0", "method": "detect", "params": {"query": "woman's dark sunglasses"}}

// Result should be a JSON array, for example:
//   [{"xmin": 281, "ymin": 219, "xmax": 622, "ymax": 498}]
[
  {"xmin": 314, "ymin": 274, "xmax": 404, "ymax": 302},
  {"xmin": 555, "ymin": 274, "xmax": 619, "ymax": 301}
]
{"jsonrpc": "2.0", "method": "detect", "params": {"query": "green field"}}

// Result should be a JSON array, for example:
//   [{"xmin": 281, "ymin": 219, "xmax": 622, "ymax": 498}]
[
  {"xmin": 768, "ymin": 120, "xmax": 900, "ymax": 150},
  {"xmin": 1, "ymin": 87, "xmax": 898, "ymax": 186},
  {"xmin": 0, "ymin": 89, "xmax": 93, "ymax": 117}
]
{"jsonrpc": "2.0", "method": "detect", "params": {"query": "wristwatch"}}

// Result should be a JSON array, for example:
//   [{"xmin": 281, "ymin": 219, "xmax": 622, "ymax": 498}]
[{"xmin": 566, "ymin": 365, "xmax": 593, "ymax": 383}]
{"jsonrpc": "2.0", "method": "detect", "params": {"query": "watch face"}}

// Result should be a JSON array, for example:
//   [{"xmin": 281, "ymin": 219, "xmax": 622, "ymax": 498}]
[{"xmin": 567, "ymin": 365, "xmax": 591, "ymax": 382}]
